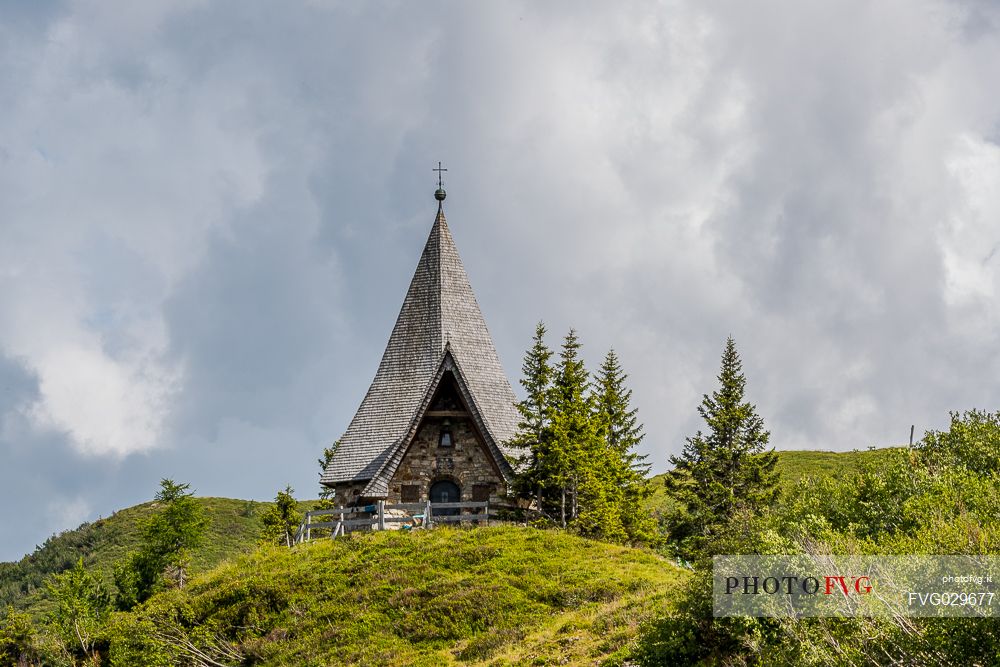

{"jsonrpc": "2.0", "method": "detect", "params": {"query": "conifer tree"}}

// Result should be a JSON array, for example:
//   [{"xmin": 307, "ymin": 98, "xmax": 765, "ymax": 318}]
[
  {"xmin": 548, "ymin": 330, "xmax": 590, "ymax": 526},
  {"xmin": 261, "ymin": 486, "xmax": 301, "ymax": 547},
  {"xmin": 313, "ymin": 443, "xmax": 340, "ymax": 537},
  {"xmin": 146, "ymin": 480, "xmax": 209, "ymax": 589},
  {"xmin": 114, "ymin": 479, "xmax": 207, "ymax": 609},
  {"xmin": 509, "ymin": 327, "xmax": 655, "ymax": 543},
  {"xmin": 595, "ymin": 349, "xmax": 656, "ymax": 542},
  {"xmin": 508, "ymin": 322, "xmax": 555, "ymax": 508},
  {"xmin": 548, "ymin": 330, "xmax": 620, "ymax": 535},
  {"xmin": 595, "ymin": 349, "xmax": 649, "ymax": 472},
  {"xmin": 667, "ymin": 337, "xmax": 779, "ymax": 542},
  {"xmin": 0, "ymin": 606, "xmax": 36, "ymax": 666}
]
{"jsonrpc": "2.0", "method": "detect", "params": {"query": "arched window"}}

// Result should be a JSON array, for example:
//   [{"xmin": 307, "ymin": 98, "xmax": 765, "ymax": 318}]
[{"xmin": 439, "ymin": 419, "xmax": 453, "ymax": 447}]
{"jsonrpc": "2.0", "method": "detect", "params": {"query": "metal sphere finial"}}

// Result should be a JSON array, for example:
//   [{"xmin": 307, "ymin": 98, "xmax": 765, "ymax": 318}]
[{"xmin": 433, "ymin": 161, "xmax": 448, "ymax": 203}]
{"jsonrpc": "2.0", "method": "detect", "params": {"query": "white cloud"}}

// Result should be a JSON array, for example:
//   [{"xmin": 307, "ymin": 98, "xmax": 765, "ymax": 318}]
[
  {"xmin": 2, "ymin": 0, "xmax": 1000, "ymax": 559},
  {"xmin": 942, "ymin": 135, "xmax": 1000, "ymax": 310},
  {"xmin": 26, "ymin": 341, "xmax": 177, "ymax": 457},
  {"xmin": 0, "ymin": 1, "xmax": 268, "ymax": 458}
]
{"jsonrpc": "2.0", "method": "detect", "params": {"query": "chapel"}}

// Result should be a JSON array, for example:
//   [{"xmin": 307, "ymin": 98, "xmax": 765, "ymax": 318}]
[{"xmin": 320, "ymin": 174, "xmax": 520, "ymax": 508}]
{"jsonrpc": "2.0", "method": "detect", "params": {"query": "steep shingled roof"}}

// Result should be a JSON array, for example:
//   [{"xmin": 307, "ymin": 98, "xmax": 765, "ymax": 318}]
[{"xmin": 320, "ymin": 205, "xmax": 520, "ymax": 491}]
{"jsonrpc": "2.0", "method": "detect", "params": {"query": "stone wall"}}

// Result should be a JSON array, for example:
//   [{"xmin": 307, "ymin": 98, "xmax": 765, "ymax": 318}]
[
  {"xmin": 330, "ymin": 481, "xmax": 367, "ymax": 508},
  {"xmin": 387, "ymin": 415, "xmax": 506, "ymax": 504}
]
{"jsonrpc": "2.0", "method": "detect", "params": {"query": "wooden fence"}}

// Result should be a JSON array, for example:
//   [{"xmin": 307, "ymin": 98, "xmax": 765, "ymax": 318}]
[{"xmin": 294, "ymin": 500, "xmax": 514, "ymax": 544}]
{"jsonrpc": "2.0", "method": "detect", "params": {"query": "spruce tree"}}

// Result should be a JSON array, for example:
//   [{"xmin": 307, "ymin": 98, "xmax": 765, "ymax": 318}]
[
  {"xmin": 113, "ymin": 479, "xmax": 207, "ymax": 609},
  {"xmin": 508, "ymin": 322, "xmax": 555, "ymax": 508},
  {"xmin": 261, "ymin": 486, "xmax": 301, "ymax": 547},
  {"xmin": 312, "ymin": 442, "xmax": 340, "ymax": 537},
  {"xmin": 548, "ymin": 330, "xmax": 593, "ymax": 526},
  {"xmin": 595, "ymin": 349, "xmax": 655, "ymax": 542},
  {"xmin": 0, "ymin": 607, "xmax": 36, "ymax": 666},
  {"xmin": 146, "ymin": 480, "xmax": 208, "ymax": 589},
  {"xmin": 509, "ymin": 327, "xmax": 655, "ymax": 543},
  {"xmin": 667, "ymin": 337, "xmax": 779, "ymax": 542},
  {"xmin": 595, "ymin": 349, "xmax": 649, "ymax": 473},
  {"xmin": 547, "ymin": 330, "xmax": 628, "ymax": 539}
]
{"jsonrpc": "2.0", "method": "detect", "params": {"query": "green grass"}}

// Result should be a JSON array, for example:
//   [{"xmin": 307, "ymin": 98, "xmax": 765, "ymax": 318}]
[
  {"xmin": 774, "ymin": 447, "xmax": 903, "ymax": 485},
  {"xmin": 111, "ymin": 526, "xmax": 688, "ymax": 666},
  {"xmin": 3, "ymin": 499, "xmax": 687, "ymax": 665},
  {"xmin": 0, "ymin": 497, "xmax": 291, "ymax": 616},
  {"xmin": 643, "ymin": 447, "xmax": 904, "ymax": 518},
  {"xmin": 4, "ymin": 449, "xmax": 903, "ymax": 664},
  {"xmin": 5, "ymin": 448, "xmax": 903, "ymax": 617}
]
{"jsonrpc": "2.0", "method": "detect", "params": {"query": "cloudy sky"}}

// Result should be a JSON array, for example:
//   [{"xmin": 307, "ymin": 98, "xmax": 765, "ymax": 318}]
[{"xmin": 2, "ymin": 0, "xmax": 999, "ymax": 561}]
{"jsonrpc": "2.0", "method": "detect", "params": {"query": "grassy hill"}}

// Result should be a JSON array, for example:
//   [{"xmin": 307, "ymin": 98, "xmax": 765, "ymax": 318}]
[
  {"xmin": 108, "ymin": 526, "xmax": 687, "ymax": 666},
  {"xmin": 4, "ymin": 449, "xmax": 901, "ymax": 617},
  {"xmin": 1, "ymin": 448, "xmax": 916, "ymax": 665},
  {"xmin": 2, "ymin": 500, "xmax": 686, "ymax": 666},
  {"xmin": 0, "ymin": 497, "xmax": 276, "ymax": 615},
  {"xmin": 774, "ymin": 447, "xmax": 904, "ymax": 485},
  {"xmin": 643, "ymin": 446, "xmax": 904, "ymax": 518}
]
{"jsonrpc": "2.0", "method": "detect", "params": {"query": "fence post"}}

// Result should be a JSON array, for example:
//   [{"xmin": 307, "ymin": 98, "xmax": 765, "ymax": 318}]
[
  {"xmin": 377, "ymin": 500, "xmax": 385, "ymax": 531},
  {"xmin": 485, "ymin": 500, "xmax": 490, "ymax": 527},
  {"xmin": 425, "ymin": 498, "xmax": 433, "ymax": 529},
  {"xmin": 305, "ymin": 511, "xmax": 311, "ymax": 543}
]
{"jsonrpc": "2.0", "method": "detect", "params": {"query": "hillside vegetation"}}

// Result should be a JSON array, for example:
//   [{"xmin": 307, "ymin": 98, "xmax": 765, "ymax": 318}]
[
  {"xmin": 108, "ymin": 526, "xmax": 686, "ymax": 666},
  {"xmin": 774, "ymin": 447, "xmax": 903, "ymax": 485},
  {"xmin": 3, "ymin": 500, "xmax": 687, "ymax": 666},
  {"xmin": 1, "ymin": 448, "xmax": 917, "ymax": 666},
  {"xmin": 0, "ymin": 497, "xmax": 273, "ymax": 615},
  {"xmin": 638, "ymin": 411, "xmax": 1000, "ymax": 665},
  {"xmin": 643, "ymin": 446, "xmax": 901, "ymax": 519},
  {"xmin": 3, "ymin": 449, "xmax": 896, "ymax": 616}
]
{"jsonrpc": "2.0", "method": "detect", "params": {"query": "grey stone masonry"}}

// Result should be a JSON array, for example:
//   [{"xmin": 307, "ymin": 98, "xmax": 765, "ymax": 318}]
[{"xmin": 387, "ymin": 412, "xmax": 506, "ymax": 504}]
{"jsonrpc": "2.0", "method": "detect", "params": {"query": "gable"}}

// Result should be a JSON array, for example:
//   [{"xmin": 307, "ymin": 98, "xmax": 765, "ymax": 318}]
[
  {"xmin": 390, "ymin": 371, "xmax": 505, "ymax": 481},
  {"xmin": 372, "ymin": 370, "xmax": 511, "ymax": 505},
  {"xmin": 360, "ymin": 348, "xmax": 515, "ymax": 498}
]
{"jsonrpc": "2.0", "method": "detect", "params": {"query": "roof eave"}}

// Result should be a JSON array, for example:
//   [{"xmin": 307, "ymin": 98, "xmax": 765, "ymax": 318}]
[{"xmin": 360, "ymin": 347, "xmax": 515, "ymax": 497}]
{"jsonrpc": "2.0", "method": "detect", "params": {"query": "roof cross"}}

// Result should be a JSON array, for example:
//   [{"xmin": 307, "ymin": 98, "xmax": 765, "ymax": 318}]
[{"xmin": 433, "ymin": 161, "xmax": 447, "ymax": 189}]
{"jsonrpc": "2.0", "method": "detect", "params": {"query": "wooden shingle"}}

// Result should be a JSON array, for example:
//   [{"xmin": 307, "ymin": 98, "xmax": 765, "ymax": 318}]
[{"xmin": 320, "ymin": 205, "xmax": 519, "ymax": 495}]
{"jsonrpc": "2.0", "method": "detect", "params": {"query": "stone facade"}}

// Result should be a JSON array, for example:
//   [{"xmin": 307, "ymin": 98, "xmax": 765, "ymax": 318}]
[
  {"xmin": 387, "ymin": 415, "xmax": 506, "ymax": 504},
  {"xmin": 330, "ymin": 372, "xmax": 508, "ymax": 507},
  {"xmin": 330, "ymin": 416, "xmax": 506, "ymax": 506},
  {"xmin": 331, "ymin": 481, "xmax": 367, "ymax": 508}
]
